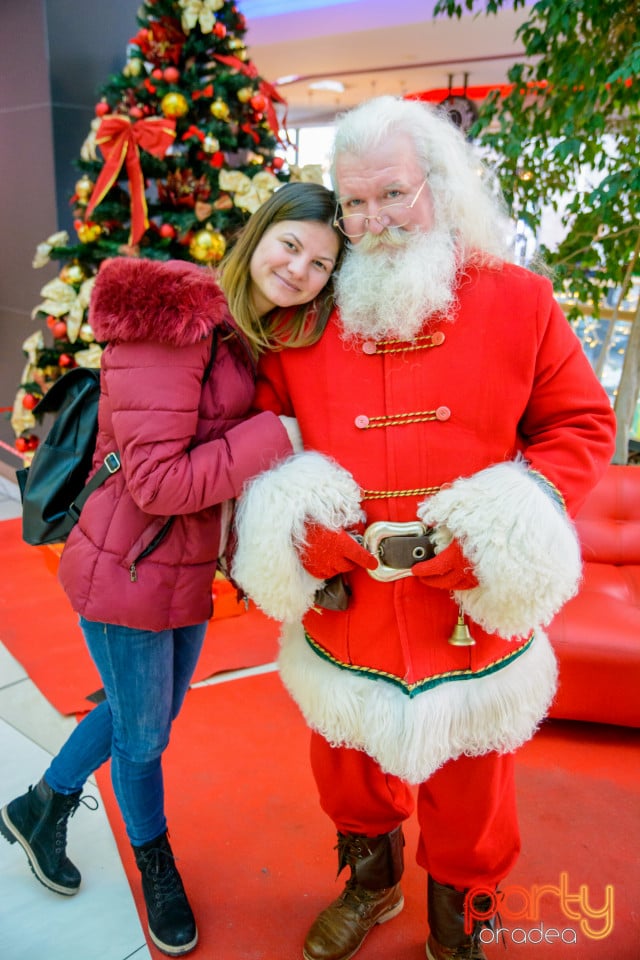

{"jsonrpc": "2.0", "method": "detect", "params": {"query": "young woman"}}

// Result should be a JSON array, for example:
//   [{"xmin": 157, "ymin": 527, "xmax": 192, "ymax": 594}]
[{"xmin": 0, "ymin": 182, "xmax": 342, "ymax": 957}]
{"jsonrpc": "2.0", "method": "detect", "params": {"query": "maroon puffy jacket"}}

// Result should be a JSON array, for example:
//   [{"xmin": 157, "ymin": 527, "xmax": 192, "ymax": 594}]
[{"xmin": 58, "ymin": 257, "xmax": 291, "ymax": 630}]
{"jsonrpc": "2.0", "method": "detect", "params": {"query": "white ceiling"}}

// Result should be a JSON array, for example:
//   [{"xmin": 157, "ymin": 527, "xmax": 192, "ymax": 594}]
[{"xmin": 242, "ymin": 0, "xmax": 532, "ymax": 126}]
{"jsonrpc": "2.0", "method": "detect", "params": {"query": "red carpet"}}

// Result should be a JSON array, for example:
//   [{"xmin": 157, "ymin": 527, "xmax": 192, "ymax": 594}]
[
  {"xmin": 96, "ymin": 673, "xmax": 640, "ymax": 959},
  {"xmin": 0, "ymin": 518, "xmax": 279, "ymax": 715},
  {"xmin": 2, "ymin": 516, "xmax": 640, "ymax": 956}
]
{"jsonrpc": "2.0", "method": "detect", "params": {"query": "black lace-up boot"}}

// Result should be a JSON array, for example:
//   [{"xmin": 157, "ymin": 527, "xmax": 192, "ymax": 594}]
[
  {"xmin": 0, "ymin": 777, "xmax": 82, "ymax": 895},
  {"xmin": 426, "ymin": 877, "xmax": 496, "ymax": 960},
  {"xmin": 303, "ymin": 825, "xmax": 405, "ymax": 960},
  {"xmin": 133, "ymin": 831, "xmax": 198, "ymax": 957}
]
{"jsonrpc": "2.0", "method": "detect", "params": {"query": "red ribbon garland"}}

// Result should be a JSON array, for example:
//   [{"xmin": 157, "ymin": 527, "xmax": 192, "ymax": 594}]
[
  {"xmin": 85, "ymin": 115, "xmax": 177, "ymax": 244},
  {"xmin": 213, "ymin": 54, "xmax": 288, "ymax": 141}
]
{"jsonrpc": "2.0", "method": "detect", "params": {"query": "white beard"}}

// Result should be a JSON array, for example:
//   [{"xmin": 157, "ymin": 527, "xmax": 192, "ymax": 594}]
[{"xmin": 335, "ymin": 228, "xmax": 460, "ymax": 342}]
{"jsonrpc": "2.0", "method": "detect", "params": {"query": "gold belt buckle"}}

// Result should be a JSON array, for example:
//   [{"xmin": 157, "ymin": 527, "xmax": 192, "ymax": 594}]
[{"xmin": 363, "ymin": 520, "xmax": 428, "ymax": 582}]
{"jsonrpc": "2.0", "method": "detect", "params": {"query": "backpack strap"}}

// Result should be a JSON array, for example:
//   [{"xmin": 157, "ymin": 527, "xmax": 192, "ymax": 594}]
[
  {"xmin": 68, "ymin": 451, "xmax": 121, "ymax": 522},
  {"xmin": 67, "ymin": 331, "xmax": 216, "ymax": 525}
]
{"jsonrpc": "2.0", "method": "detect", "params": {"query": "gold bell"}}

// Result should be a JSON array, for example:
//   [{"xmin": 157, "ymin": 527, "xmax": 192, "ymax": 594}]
[{"xmin": 448, "ymin": 608, "xmax": 475, "ymax": 646}]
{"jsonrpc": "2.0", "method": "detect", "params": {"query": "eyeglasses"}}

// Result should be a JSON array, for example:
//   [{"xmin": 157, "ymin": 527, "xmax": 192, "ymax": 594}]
[{"xmin": 333, "ymin": 178, "xmax": 429, "ymax": 238}]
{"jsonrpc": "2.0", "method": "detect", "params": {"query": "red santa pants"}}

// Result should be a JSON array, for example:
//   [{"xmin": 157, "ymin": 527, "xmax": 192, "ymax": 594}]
[{"xmin": 310, "ymin": 732, "xmax": 520, "ymax": 890}]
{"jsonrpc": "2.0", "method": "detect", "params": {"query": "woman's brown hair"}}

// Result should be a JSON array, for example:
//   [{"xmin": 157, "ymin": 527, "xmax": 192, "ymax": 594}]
[{"xmin": 218, "ymin": 181, "xmax": 344, "ymax": 355}]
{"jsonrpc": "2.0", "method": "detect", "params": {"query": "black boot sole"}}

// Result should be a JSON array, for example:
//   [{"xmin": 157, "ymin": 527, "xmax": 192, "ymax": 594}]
[
  {"xmin": 148, "ymin": 925, "xmax": 199, "ymax": 956},
  {"xmin": 0, "ymin": 805, "xmax": 80, "ymax": 896}
]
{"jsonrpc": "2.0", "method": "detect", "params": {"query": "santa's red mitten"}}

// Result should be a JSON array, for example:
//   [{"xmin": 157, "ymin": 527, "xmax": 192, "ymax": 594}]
[
  {"xmin": 411, "ymin": 539, "xmax": 478, "ymax": 590},
  {"xmin": 299, "ymin": 523, "xmax": 377, "ymax": 581}
]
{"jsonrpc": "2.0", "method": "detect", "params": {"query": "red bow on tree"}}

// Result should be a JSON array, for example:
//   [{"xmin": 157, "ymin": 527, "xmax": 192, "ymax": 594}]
[{"xmin": 85, "ymin": 115, "xmax": 177, "ymax": 244}]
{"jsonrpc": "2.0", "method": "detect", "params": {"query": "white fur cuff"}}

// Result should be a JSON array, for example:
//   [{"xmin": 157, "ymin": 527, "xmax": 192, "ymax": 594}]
[
  {"xmin": 231, "ymin": 451, "xmax": 364, "ymax": 622},
  {"xmin": 417, "ymin": 460, "xmax": 582, "ymax": 638}
]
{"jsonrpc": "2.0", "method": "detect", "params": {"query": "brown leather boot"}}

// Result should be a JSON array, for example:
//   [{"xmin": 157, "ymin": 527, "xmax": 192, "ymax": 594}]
[
  {"xmin": 303, "ymin": 826, "xmax": 405, "ymax": 960},
  {"xmin": 426, "ymin": 877, "xmax": 496, "ymax": 960}
]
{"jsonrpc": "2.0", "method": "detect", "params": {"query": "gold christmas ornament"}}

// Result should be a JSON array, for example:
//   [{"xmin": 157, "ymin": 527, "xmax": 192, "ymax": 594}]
[
  {"xmin": 76, "ymin": 222, "xmax": 103, "ymax": 244},
  {"xmin": 59, "ymin": 261, "xmax": 89, "ymax": 286},
  {"xmin": 210, "ymin": 98, "xmax": 230, "ymax": 121},
  {"xmin": 160, "ymin": 92, "xmax": 189, "ymax": 118},
  {"xmin": 78, "ymin": 323, "xmax": 95, "ymax": 343},
  {"xmin": 236, "ymin": 86, "xmax": 253, "ymax": 104},
  {"xmin": 189, "ymin": 227, "xmax": 226, "ymax": 263},
  {"xmin": 202, "ymin": 134, "xmax": 220, "ymax": 153},
  {"xmin": 75, "ymin": 175, "xmax": 94, "ymax": 202}
]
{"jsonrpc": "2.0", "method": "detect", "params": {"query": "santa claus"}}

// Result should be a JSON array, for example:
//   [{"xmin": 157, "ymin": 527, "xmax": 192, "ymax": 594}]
[{"xmin": 232, "ymin": 96, "xmax": 616, "ymax": 960}]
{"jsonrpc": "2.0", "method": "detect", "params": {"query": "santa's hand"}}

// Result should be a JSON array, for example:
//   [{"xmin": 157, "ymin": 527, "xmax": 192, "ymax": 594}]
[
  {"xmin": 299, "ymin": 523, "xmax": 378, "ymax": 581},
  {"xmin": 411, "ymin": 539, "xmax": 478, "ymax": 590}
]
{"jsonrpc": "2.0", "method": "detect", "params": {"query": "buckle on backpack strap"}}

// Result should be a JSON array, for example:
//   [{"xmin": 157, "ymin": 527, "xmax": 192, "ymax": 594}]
[{"xmin": 104, "ymin": 452, "xmax": 121, "ymax": 474}]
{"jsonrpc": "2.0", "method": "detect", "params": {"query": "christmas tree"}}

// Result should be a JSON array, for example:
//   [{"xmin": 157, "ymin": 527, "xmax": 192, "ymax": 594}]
[{"xmin": 12, "ymin": 0, "xmax": 303, "ymax": 456}]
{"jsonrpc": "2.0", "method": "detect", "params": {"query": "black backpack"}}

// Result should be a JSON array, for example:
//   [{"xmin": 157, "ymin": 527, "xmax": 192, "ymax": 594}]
[
  {"xmin": 16, "ymin": 331, "xmax": 218, "ymax": 547},
  {"xmin": 16, "ymin": 367, "xmax": 121, "ymax": 546}
]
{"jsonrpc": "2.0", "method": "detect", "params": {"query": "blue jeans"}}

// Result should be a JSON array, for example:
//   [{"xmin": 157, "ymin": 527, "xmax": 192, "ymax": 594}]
[{"xmin": 45, "ymin": 618, "xmax": 207, "ymax": 846}]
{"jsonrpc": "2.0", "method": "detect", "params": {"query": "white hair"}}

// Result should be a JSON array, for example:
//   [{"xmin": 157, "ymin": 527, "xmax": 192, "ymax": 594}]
[{"xmin": 330, "ymin": 95, "xmax": 514, "ymax": 264}]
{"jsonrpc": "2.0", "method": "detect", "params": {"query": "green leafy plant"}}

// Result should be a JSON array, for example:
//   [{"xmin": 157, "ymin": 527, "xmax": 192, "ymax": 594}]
[{"xmin": 434, "ymin": 0, "xmax": 639, "ymax": 462}]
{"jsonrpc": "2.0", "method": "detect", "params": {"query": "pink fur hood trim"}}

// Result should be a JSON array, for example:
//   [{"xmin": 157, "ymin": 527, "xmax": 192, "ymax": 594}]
[{"xmin": 89, "ymin": 257, "xmax": 231, "ymax": 347}]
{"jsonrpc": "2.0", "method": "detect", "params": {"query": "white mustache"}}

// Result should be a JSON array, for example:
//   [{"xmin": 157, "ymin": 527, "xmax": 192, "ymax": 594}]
[{"xmin": 356, "ymin": 227, "xmax": 410, "ymax": 251}]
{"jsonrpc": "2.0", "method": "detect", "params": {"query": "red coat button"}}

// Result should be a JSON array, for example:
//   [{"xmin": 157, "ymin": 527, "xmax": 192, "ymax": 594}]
[
  {"xmin": 435, "ymin": 406, "xmax": 451, "ymax": 421},
  {"xmin": 431, "ymin": 331, "xmax": 445, "ymax": 345},
  {"xmin": 362, "ymin": 341, "xmax": 377, "ymax": 355},
  {"xmin": 355, "ymin": 414, "xmax": 370, "ymax": 429}
]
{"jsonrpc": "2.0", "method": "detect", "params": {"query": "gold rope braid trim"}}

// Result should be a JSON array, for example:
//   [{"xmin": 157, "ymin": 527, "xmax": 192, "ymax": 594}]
[
  {"xmin": 360, "ymin": 410, "xmax": 439, "ymax": 429},
  {"xmin": 528, "ymin": 468, "xmax": 567, "ymax": 512},
  {"xmin": 361, "ymin": 485, "xmax": 441, "ymax": 500},
  {"xmin": 304, "ymin": 630, "xmax": 535, "ymax": 698},
  {"xmin": 371, "ymin": 335, "xmax": 443, "ymax": 355}
]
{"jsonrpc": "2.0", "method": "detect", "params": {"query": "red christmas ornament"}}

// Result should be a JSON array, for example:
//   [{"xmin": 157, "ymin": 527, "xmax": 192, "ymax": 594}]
[
  {"xmin": 250, "ymin": 94, "xmax": 267, "ymax": 113},
  {"xmin": 271, "ymin": 156, "xmax": 285, "ymax": 170},
  {"xmin": 58, "ymin": 354, "xmax": 75, "ymax": 368},
  {"xmin": 213, "ymin": 22, "xmax": 227, "ymax": 38},
  {"xmin": 22, "ymin": 393, "xmax": 39, "ymax": 410},
  {"xmin": 151, "ymin": 68, "xmax": 163, "ymax": 80},
  {"xmin": 52, "ymin": 321, "xmax": 68, "ymax": 339},
  {"xmin": 46, "ymin": 314, "xmax": 57, "ymax": 329},
  {"xmin": 159, "ymin": 223, "xmax": 176, "ymax": 239},
  {"xmin": 163, "ymin": 66, "xmax": 180, "ymax": 84},
  {"xmin": 130, "ymin": 106, "xmax": 144, "ymax": 119},
  {"xmin": 27, "ymin": 435, "xmax": 40, "ymax": 451},
  {"xmin": 15, "ymin": 437, "xmax": 29, "ymax": 453},
  {"xmin": 95, "ymin": 101, "xmax": 110, "ymax": 117}
]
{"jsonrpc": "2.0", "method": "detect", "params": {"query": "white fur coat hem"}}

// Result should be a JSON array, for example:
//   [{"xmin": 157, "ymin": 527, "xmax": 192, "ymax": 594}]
[{"xmin": 278, "ymin": 622, "xmax": 558, "ymax": 784}]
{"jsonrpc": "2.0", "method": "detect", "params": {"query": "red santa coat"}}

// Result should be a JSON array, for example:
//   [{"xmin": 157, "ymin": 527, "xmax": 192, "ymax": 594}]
[{"xmin": 233, "ymin": 261, "xmax": 616, "ymax": 783}]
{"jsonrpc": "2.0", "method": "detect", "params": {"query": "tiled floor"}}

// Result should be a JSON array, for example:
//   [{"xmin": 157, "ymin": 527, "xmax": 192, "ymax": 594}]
[
  {"xmin": 0, "ymin": 473, "xmax": 275, "ymax": 960},
  {"xmin": 0, "ymin": 475, "xmax": 153, "ymax": 960}
]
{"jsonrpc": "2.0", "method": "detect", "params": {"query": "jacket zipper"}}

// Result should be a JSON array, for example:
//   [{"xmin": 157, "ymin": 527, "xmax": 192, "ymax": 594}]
[{"xmin": 129, "ymin": 518, "xmax": 175, "ymax": 582}]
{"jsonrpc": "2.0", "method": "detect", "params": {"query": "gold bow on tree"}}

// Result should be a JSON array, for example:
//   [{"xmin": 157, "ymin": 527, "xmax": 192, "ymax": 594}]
[
  {"xmin": 218, "ymin": 169, "xmax": 281, "ymax": 213},
  {"xmin": 32, "ymin": 231, "xmax": 70, "ymax": 269},
  {"xmin": 178, "ymin": 0, "xmax": 224, "ymax": 34},
  {"xmin": 32, "ymin": 276, "xmax": 96, "ymax": 343}
]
